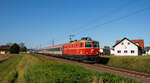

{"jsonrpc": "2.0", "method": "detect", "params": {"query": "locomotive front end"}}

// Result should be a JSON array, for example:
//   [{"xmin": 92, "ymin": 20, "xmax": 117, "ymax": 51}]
[{"xmin": 83, "ymin": 41, "xmax": 100, "ymax": 61}]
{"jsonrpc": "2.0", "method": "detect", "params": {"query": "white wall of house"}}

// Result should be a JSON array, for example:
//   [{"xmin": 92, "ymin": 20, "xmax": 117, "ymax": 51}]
[
  {"xmin": 146, "ymin": 50, "xmax": 150, "ymax": 55},
  {"xmin": 100, "ymin": 48, "xmax": 103, "ymax": 53},
  {"xmin": 110, "ymin": 49, "xmax": 114, "ymax": 54},
  {"xmin": 114, "ymin": 39, "xmax": 139, "ymax": 56}
]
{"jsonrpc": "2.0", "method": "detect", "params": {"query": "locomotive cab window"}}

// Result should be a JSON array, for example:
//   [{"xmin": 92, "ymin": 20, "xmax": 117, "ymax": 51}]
[
  {"xmin": 85, "ymin": 42, "xmax": 92, "ymax": 47},
  {"xmin": 93, "ymin": 42, "xmax": 99, "ymax": 48}
]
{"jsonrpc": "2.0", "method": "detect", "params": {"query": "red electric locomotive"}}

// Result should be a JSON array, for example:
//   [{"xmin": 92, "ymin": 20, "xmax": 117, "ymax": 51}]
[
  {"xmin": 38, "ymin": 37, "xmax": 100, "ymax": 61},
  {"xmin": 63, "ymin": 37, "xmax": 99, "ymax": 61}
]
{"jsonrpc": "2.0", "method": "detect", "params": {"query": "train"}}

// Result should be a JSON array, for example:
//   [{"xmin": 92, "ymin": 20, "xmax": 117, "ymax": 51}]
[{"xmin": 38, "ymin": 37, "xmax": 100, "ymax": 62}]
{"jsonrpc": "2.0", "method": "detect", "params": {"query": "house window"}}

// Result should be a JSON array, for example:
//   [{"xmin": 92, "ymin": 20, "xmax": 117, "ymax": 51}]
[
  {"xmin": 124, "ymin": 50, "xmax": 127, "ymax": 53},
  {"xmin": 131, "ymin": 50, "xmax": 134, "ymax": 53},
  {"xmin": 117, "ymin": 50, "xmax": 121, "ymax": 53},
  {"xmin": 128, "ymin": 42, "xmax": 130, "ymax": 45},
  {"xmin": 121, "ymin": 43, "xmax": 124, "ymax": 45}
]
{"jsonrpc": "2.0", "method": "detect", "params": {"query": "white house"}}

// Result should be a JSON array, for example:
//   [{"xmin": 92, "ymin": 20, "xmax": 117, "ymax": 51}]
[
  {"xmin": 144, "ymin": 47, "xmax": 150, "ymax": 55},
  {"xmin": 110, "ymin": 48, "xmax": 114, "ymax": 55},
  {"xmin": 146, "ymin": 50, "xmax": 150, "ymax": 55},
  {"xmin": 100, "ymin": 48, "xmax": 103, "ymax": 53},
  {"xmin": 113, "ymin": 37, "xmax": 143, "ymax": 56}
]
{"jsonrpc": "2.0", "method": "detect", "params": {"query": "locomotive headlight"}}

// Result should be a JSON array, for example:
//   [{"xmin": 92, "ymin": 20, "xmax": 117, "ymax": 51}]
[
  {"xmin": 80, "ymin": 51, "xmax": 82, "ymax": 54},
  {"xmin": 97, "ymin": 52, "xmax": 99, "ymax": 54}
]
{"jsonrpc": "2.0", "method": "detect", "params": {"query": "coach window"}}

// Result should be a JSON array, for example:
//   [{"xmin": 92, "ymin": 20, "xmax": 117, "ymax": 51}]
[{"xmin": 85, "ymin": 42, "xmax": 92, "ymax": 48}]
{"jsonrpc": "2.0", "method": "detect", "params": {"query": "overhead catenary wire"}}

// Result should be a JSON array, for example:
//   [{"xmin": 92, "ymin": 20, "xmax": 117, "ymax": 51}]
[
  {"xmin": 70, "ymin": 0, "xmax": 140, "ymax": 34},
  {"xmin": 75, "ymin": 6, "xmax": 150, "ymax": 35}
]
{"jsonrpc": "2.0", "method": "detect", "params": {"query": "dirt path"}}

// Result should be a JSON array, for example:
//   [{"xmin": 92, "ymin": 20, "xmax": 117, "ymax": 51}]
[
  {"xmin": 0, "ymin": 55, "xmax": 11, "ymax": 63},
  {"xmin": 38, "ymin": 55, "xmax": 150, "ymax": 83}
]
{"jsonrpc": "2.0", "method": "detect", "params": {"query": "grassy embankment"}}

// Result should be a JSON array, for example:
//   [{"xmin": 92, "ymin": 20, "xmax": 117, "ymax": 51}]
[
  {"xmin": 98, "ymin": 56, "xmax": 150, "ymax": 73},
  {"xmin": 0, "ymin": 53, "xmax": 140, "ymax": 83}
]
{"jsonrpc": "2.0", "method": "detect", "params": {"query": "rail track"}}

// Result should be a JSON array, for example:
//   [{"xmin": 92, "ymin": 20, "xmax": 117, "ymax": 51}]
[{"xmin": 38, "ymin": 54, "xmax": 150, "ymax": 83}]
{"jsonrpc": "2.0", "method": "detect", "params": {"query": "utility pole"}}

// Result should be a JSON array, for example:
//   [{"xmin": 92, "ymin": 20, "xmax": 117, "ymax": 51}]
[{"xmin": 69, "ymin": 35, "xmax": 75, "ymax": 42}]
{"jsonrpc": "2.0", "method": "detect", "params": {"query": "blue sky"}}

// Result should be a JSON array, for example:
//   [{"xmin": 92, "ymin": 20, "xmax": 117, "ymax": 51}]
[{"xmin": 0, "ymin": 0, "xmax": 150, "ymax": 49}]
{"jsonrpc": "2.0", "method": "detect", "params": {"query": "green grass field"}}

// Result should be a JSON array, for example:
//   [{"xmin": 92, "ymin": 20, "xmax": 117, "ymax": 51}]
[
  {"xmin": 98, "ymin": 56, "xmax": 150, "ymax": 73},
  {"xmin": 0, "ymin": 54, "xmax": 140, "ymax": 83}
]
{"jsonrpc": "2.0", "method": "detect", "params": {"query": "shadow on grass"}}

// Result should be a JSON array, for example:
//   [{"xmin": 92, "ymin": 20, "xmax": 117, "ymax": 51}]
[
  {"xmin": 96, "ymin": 57, "xmax": 110, "ymax": 64},
  {"xmin": 11, "ymin": 71, "xmax": 18, "ymax": 83}
]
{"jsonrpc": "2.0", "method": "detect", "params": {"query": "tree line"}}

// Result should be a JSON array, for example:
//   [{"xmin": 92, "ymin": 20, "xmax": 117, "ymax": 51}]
[{"xmin": 8, "ymin": 43, "xmax": 27, "ymax": 54}]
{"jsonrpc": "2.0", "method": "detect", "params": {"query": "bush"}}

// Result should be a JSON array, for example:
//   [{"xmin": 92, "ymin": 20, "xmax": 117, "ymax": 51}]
[{"xmin": 10, "ymin": 43, "xmax": 20, "ymax": 54}]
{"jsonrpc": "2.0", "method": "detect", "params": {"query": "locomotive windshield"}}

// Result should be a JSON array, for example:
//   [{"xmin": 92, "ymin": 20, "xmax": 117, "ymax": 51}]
[
  {"xmin": 93, "ymin": 42, "xmax": 99, "ymax": 48},
  {"xmin": 85, "ymin": 42, "xmax": 92, "ymax": 47}
]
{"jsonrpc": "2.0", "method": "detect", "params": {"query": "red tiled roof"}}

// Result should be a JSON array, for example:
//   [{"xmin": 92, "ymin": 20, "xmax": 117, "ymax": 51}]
[{"xmin": 0, "ymin": 45, "xmax": 10, "ymax": 50}]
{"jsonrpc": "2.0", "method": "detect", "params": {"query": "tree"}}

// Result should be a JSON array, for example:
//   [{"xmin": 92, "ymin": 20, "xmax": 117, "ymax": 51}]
[
  {"xmin": 19, "ymin": 42, "xmax": 25, "ymax": 48},
  {"xmin": 19, "ymin": 42, "xmax": 27, "ymax": 52},
  {"xmin": 10, "ymin": 43, "xmax": 20, "ymax": 54},
  {"xmin": 20, "ymin": 46, "xmax": 27, "ymax": 52}
]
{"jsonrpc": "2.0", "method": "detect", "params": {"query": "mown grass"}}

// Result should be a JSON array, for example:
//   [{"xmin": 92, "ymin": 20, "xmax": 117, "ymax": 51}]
[
  {"xmin": 99, "ymin": 56, "xmax": 150, "ymax": 73},
  {"xmin": 0, "ymin": 54, "xmax": 141, "ymax": 83},
  {"xmin": 0, "ymin": 55, "xmax": 23, "ymax": 83}
]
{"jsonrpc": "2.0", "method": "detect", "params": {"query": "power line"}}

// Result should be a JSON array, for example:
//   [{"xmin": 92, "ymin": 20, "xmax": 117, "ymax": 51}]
[
  {"xmin": 75, "ymin": 6, "xmax": 150, "ymax": 35},
  {"xmin": 70, "ymin": 0, "xmax": 140, "ymax": 34}
]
